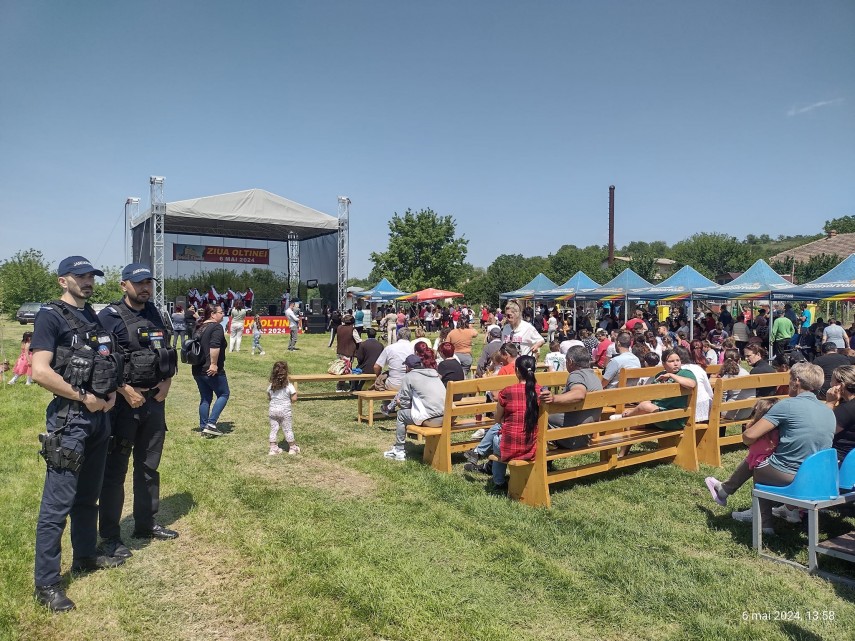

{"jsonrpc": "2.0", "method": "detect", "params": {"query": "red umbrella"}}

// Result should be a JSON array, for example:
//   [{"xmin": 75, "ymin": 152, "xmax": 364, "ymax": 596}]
[{"xmin": 397, "ymin": 288, "xmax": 463, "ymax": 302}]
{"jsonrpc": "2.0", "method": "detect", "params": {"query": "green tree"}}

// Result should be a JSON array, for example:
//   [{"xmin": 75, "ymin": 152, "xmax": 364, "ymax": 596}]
[
  {"xmin": 165, "ymin": 267, "xmax": 288, "ymax": 309},
  {"xmin": 0, "ymin": 249, "xmax": 59, "ymax": 317},
  {"xmin": 90, "ymin": 266, "xmax": 124, "ymax": 304},
  {"xmin": 463, "ymin": 254, "xmax": 550, "ymax": 306},
  {"xmin": 823, "ymin": 215, "xmax": 855, "ymax": 234},
  {"xmin": 770, "ymin": 253, "xmax": 841, "ymax": 285},
  {"xmin": 548, "ymin": 245, "xmax": 608, "ymax": 284},
  {"xmin": 671, "ymin": 233, "xmax": 751, "ymax": 279},
  {"xmin": 369, "ymin": 208, "xmax": 468, "ymax": 292}
]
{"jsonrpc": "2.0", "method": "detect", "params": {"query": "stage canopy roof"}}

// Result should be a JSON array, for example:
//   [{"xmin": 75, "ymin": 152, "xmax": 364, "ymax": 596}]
[
  {"xmin": 133, "ymin": 188, "xmax": 339, "ymax": 241},
  {"xmin": 500, "ymin": 273, "xmax": 559, "ymax": 300},
  {"xmin": 695, "ymin": 259, "xmax": 794, "ymax": 300},
  {"xmin": 774, "ymin": 253, "xmax": 855, "ymax": 301},
  {"xmin": 541, "ymin": 271, "xmax": 602, "ymax": 301},
  {"xmin": 576, "ymin": 269, "xmax": 652, "ymax": 301},
  {"xmin": 629, "ymin": 265, "xmax": 718, "ymax": 301}
]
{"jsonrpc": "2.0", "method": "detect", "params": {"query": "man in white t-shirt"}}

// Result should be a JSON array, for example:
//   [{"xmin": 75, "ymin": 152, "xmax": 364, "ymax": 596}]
[
  {"xmin": 602, "ymin": 332, "xmax": 641, "ymax": 388},
  {"xmin": 285, "ymin": 302, "xmax": 301, "ymax": 351},
  {"xmin": 374, "ymin": 328, "xmax": 414, "ymax": 392},
  {"xmin": 500, "ymin": 301, "xmax": 544, "ymax": 357},
  {"xmin": 559, "ymin": 329, "xmax": 584, "ymax": 355}
]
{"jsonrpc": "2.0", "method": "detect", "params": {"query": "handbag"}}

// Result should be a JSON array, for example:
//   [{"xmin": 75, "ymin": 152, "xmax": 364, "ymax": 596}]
[{"xmin": 327, "ymin": 357, "xmax": 351, "ymax": 375}]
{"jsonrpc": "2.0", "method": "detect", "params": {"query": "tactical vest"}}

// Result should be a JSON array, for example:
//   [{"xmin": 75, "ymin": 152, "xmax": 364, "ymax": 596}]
[
  {"xmin": 49, "ymin": 300, "xmax": 123, "ymax": 398},
  {"xmin": 110, "ymin": 301, "xmax": 178, "ymax": 388}
]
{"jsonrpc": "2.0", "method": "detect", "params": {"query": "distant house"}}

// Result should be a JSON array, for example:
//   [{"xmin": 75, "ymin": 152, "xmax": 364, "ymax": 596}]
[
  {"xmin": 715, "ymin": 271, "xmax": 794, "ymax": 285},
  {"xmin": 601, "ymin": 256, "xmax": 677, "ymax": 280},
  {"xmin": 768, "ymin": 230, "xmax": 855, "ymax": 264}
]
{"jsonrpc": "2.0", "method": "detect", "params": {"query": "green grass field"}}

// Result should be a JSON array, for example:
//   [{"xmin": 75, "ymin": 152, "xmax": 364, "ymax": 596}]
[{"xmin": 0, "ymin": 318, "xmax": 853, "ymax": 641}]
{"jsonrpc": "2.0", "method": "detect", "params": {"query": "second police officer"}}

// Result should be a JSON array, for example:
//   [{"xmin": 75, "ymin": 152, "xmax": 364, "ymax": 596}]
[
  {"xmin": 97, "ymin": 263, "xmax": 179, "ymax": 560},
  {"xmin": 31, "ymin": 256, "xmax": 125, "ymax": 612}
]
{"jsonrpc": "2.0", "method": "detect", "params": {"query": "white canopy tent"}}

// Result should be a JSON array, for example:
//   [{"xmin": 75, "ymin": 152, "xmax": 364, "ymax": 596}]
[
  {"xmin": 131, "ymin": 188, "xmax": 341, "ymax": 302},
  {"xmin": 133, "ymin": 188, "xmax": 339, "ymax": 240}
]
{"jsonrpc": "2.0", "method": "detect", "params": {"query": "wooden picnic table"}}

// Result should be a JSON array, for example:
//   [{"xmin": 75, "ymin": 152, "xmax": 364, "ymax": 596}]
[{"xmin": 289, "ymin": 373, "xmax": 377, "ymax": 399}]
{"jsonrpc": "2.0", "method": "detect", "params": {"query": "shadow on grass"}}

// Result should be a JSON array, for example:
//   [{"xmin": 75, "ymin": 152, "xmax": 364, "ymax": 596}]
[
  {"xmin": 780, "ymin": 620, "xmax": 831, "ymax": 641},
  {"xmin": 119, "ymin": 491, "xmax": 196, "ymax": 553}
]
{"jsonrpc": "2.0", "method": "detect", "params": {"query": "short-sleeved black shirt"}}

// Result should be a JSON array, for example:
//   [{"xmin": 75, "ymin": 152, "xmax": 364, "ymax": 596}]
[
  {"xmin": 191, "ymin": 322, "xmax": 226, "ymax": 376},
  {"xmin": 750, "ymin": 361, "xmax": 777, "ymax": 397},
  {"xmin": 30, "ymin": 302, "xmax": 101, "ymax": 356}
]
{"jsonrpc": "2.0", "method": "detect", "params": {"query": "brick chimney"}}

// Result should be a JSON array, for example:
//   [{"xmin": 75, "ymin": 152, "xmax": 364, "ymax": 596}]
[{"xmin": 829, "ymin": 229, "xmax": 838, "ymax": 238}]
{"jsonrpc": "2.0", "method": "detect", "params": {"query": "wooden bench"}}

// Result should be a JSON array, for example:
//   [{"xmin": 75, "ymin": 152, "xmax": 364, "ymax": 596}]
[
  {"xmin": 289, "ymin": 373, "xmax": 377, "ymax": 399},
  {"xmin": 354, "ymin": 389, "xmax": 397, "ymax": 426},
  {"xmin": 696, "ymin": 371, "xmax": 790, "ymax": 467},
  {"xmin": 505, "ymin": 383, "xmax": 699, "ymax": 508},
  {"xmin": 406, "ymin": 371, "xmax": 570, "ymax": 473}
]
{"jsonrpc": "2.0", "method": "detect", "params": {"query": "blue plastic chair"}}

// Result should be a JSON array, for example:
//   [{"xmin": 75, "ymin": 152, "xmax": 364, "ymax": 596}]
[
  {"xmin": 839, "ymin": 449, "xmax": 855, "ymax": 491},
  {"xmin": 754, "ymin": 449, "xmax": 840, "ymax": 501}
]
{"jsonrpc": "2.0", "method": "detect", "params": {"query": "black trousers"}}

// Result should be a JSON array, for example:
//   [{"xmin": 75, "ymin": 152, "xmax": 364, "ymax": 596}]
[
  {"xmin": 35, "ymin": 399, "xmax": 110, "ymax": 587},
  {"xmin": 99, "ymin": 393, "xmax": 166, "ymax": 540}
]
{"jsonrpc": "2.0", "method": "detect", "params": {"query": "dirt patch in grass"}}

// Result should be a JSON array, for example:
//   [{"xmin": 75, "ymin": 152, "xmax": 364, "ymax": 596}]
[
  {"xmin": 134, "ymin": 533, "xmax": 277, "ymax": 641},
  {"xmin": 248, "ymin": 456, "xmax": 379, "ymax": 499}
]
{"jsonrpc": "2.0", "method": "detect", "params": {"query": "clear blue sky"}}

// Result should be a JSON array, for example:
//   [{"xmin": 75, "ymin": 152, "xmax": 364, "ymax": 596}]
[{"xmin": 1, "ymin": 1, "xmax": 852, "ymax": 279}]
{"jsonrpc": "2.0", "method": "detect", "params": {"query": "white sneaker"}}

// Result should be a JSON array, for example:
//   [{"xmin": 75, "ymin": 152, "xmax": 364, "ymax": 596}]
[
  {"xmin": 383, "ymin": 448, "xmax": 405, "ymax": 461},
  {"xmin": 772, "ymin": 504, "xmax": 803, "ymax": 523},
  {"xmin": 731, "ymin": 508, "xmax": 775, "ymax": 534},
  {"xmin": 260, "ymin": 351, "xmax": 266, "ymax": 356},
  {"xmin": 731, "ymin": 508, "xmax": 753, "ymax": 523},
  {"xmin": 269, "ymin": 446, "xmax": 283, "ymax": 456},
  {"xmin": 288, "ymin": 445, "xmax": 301, "ymax": 456},
  {"xmin": 471, "ymin": 428, "xmax": 486, "ymax": 440}
]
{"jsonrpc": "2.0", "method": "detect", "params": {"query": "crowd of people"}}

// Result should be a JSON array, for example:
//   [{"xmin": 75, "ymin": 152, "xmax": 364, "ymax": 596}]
[{"xmin": 21, "ymin": 257, "xmax": 855, "ymax": 612}]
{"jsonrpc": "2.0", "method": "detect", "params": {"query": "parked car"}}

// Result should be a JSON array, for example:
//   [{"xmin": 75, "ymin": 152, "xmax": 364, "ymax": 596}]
[{"xmin": 16, "ymin": 302, "xmax": 43, "ymax": 324}]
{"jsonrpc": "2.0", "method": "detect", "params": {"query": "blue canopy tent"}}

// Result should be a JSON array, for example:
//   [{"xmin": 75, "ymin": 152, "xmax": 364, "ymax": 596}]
[
  {"xmin": 540, "ymin": 271, "xmax": 601, "ymax": 330},
  {"xmin": 500, "ymin": 273, "xmax": 559, "ymax": 300},
  {"xmin": 695, "ymin": 259, "xmax": 795, "ymax": 355},
  {"xmin": 773, "ymin": 253, "xmax": 855, "ymax": 302},
  {"xmin": 695, "ymin": 260, "xmax": 794, "ymax": 301},
  {"xmin": 575, "ymin": 269, "xmax": 653, "ymax": 325},
  {"xmin": 359, "ymin": 278, "xmax": 410, "ymax": 303},
  {"xmin": 628, "ymin": 265, "xmax": 718, "ymax": 339}
]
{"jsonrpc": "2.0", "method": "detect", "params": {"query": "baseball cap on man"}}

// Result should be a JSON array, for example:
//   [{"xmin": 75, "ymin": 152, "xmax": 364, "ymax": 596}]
[
  {"xmin": 121, "ymin": 263, "xmax": 157, "ymax": 282},
  {"xmin": 488, "ymin": 327, "xmax": 502, "ymax": 339},
  {"xmin": 57, "ymin": 256, "xmax": 104, "ymax": 277},
  {"xmin": 404, "ymin": 354, "xmax": 423, "ymax": 369}
]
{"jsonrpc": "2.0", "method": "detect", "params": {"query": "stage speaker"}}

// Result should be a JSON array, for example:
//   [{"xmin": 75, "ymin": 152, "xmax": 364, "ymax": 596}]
[
  {"xmin": 174, "ymin": 295, "xmax": 187, "ymax": 309},
  {"xmin": 306, "ymin": 315, "xmax": 327, "ymax": 333},
  {"xmin": 268, "ymin": 304, "xmax": 277, "ymax": 316},
  {"xmin": 310, "ymin": 298, "xmax": 322, "ymax": 315}
]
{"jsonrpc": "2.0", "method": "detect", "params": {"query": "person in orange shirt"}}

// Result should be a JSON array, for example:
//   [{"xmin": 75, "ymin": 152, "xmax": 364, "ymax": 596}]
[
  {"xmin": 495, "ymin": 342, "xmax": 519, "ymax": 376},
  {"xmin": 448, "ymin": 318, "xmax": 479, "ymax": 371}
]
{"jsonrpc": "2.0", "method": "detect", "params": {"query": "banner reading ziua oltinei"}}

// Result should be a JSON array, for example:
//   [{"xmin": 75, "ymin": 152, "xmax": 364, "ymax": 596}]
[{"xmin": 174, "ymin": 244, "xmax": 270, "ymax": 265}]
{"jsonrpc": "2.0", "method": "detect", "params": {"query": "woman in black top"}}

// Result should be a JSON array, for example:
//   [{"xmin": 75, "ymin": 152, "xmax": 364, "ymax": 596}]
[
  {"xmin": 827, "ymin": 365, "xmax": 855, "ymax": 464},
  {"xmin": 192, "ymin": 304, "xmax": 230, "ymax": 437},
  {"xmin": 436, "ymin": 342, "xmax": 465, "ymax": 386}
]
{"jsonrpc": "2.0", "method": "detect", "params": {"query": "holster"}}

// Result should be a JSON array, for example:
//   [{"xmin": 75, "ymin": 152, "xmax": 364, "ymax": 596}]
[{"xmin": 38, "ymin": 430, "xmax": 83, "ymax": 472}]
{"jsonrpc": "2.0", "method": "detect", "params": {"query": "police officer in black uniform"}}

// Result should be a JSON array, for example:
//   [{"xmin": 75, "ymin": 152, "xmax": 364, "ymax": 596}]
[
  {"xmin": 97, "ymin": 263, "xmax": 178, "ymax": 559},
  {"xmin": 31, "ymin": 256, "xmax": 125, "ymax": 612}
]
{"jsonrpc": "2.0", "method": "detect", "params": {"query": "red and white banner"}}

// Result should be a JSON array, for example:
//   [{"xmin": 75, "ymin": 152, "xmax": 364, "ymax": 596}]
[
  {"xmin": 174, "ymin": 244, "xmax": 270, "ymax": 265},
  {"xmin": 241, "ymin": 316, "xmax": 294, "ymax": 335}
]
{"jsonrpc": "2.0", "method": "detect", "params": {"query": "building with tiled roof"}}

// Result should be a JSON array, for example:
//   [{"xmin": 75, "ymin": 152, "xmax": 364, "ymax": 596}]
[{"xmin": 768, "ymin": 230, "xmax": 855, "ymax": 264}]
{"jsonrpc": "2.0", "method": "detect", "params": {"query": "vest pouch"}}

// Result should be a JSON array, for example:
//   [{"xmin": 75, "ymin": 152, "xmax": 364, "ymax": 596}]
[
  {"xmin": 156, "ymin": 347, "xmax": 178, "ymax": 380},
  {"xmin": 62, "ymin": 345, "xmax": 95, "ymax": 389},
  {"xmin": 126, "ymin": 350, "xmax": 160, "ymax": 388},
  {"xmin": 90, "ymin": 353, "xmax": 123, "ymax": 398}
]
